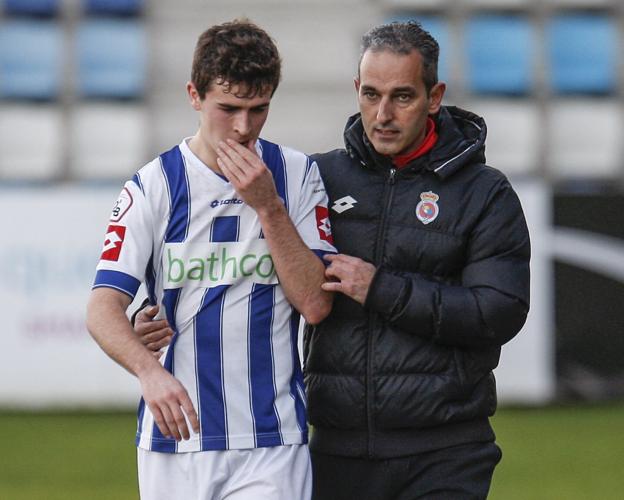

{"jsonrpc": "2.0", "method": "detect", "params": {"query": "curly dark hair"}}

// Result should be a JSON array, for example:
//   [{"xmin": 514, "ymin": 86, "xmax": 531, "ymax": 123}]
[
  {"xmin": 360, "ymin": 21, "xmax": 439, "ymax": 94},
  {"xmin": 191, "ymin": 19, "xmax": 282, "ymax": 99}
]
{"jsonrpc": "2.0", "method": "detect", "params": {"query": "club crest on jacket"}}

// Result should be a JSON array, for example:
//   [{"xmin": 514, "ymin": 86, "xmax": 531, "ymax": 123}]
[{"xmin": 416, "ymin": 191, "xmax": 440, "ymax": 225}]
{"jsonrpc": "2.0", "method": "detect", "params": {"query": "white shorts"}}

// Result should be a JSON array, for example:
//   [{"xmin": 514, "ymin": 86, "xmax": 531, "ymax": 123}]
[{"xmin": 137, "ymin": 444, "xmax": 311, "ymax": 500}]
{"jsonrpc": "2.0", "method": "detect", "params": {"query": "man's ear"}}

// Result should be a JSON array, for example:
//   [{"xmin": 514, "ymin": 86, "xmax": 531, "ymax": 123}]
[
  {"xmin": 187, "ymin": 81, "xmax": 202, "ymax": 111},
  {"xmin": 428, "ymin": 82, "xmax": 446, "ymax": 115},
  {"xmin": 354, "ymin": 77, "xmax": 360, "ymax": 93}
]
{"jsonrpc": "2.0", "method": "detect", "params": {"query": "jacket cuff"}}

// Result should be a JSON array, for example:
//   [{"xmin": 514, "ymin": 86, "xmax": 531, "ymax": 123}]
[{"xmin": 364, "ymin": 267, "xmax": 408, "ymax": 315}]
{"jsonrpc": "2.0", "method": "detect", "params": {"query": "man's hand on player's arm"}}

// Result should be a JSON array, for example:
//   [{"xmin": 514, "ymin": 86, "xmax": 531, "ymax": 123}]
[
  {"xmin": 322, "ymin": 253, "xmax": 376, "ymax": 305},
  {"xmin": 134, "ymin": 304, "xmax": 173, "ymax": 357},
  {"xmin": 86, "ymin": 288, "xmax": 198, "ymax": 440},
  {"xmin": 216, "ymin": 139, "xmax": 333, "ymax": 325}
]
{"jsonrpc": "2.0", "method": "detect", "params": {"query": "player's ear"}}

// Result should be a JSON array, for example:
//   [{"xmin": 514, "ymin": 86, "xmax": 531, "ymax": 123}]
[{"xmin": 187, "ymin": 82, "xmax": 202, "ymax": 111}]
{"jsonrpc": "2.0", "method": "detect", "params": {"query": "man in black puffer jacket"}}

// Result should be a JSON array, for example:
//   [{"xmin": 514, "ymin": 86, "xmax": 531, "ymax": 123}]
[{"xmin": 306, "ymin": 21, "xmax": 530, "ymax": 500}]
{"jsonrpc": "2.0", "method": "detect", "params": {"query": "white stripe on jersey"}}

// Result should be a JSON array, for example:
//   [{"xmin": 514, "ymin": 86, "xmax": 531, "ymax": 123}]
[{"xmin": 95, "ymin": 137, "xmax": 335, "ymax": 453}]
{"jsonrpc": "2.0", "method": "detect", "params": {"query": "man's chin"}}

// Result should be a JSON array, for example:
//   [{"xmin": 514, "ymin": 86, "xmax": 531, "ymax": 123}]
[{"xmin": 370, "ymin": 141, "xmax": 400, "ymax": 157}]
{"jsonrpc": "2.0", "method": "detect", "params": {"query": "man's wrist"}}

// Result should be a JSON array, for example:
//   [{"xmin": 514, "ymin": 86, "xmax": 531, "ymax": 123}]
[{"xmin": 256, "ymin": 197, "xmax": 286, "ymax": 219}]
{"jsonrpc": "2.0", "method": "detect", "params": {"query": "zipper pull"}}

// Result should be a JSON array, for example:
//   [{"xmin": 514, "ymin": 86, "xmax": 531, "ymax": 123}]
[{"xmin": 388, "ymin": 168, "xmax": 396, "ymax": 185}]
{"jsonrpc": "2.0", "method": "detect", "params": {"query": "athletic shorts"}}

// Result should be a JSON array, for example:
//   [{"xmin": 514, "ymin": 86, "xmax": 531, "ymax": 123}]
[{"xmin": 138, "ymin": 444, "xmax": 311, "ymax": 500}]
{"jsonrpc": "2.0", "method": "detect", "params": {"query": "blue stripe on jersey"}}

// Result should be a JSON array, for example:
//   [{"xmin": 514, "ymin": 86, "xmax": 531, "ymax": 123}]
[
  {"xmin": 192, "ymin": 215, "xmax": 238, "ymax": 449},
  {"xmin": 195, "ymin": 286, "xmax": 229, "ymax": 451},
  {"xmin": 150, "ymin": 287, "xmax": 182, "ymax": 452},
  {"xmin": 259, "ymin": 139, "xmax": 288, "ymax": 212},
  {"xmin": 92, "ymin": 270, "xmax": 141, "ymax": 299},
  {"xmin": 289, "ymin": 309, "xmax": 307, "ymax": 435},
  {"xmin": 312, "ymin": 249, "xmax": 335, "ymax": 267},
  {"xmin": 145, "ymin": 253, "xmax": 156, "ymax": 304},
  {"xmin": 303, "ymin": 156, "xmax": 314, "ymax": 186},
  {"xmin": 150, "ymin": 147, "xmax": 190, "ymax": 453},
  {"xmin": 211, "ymin": 216, "xmax": 239, "ymax": 242},
  {"xmin": 132, "ymin": 172, "xmax": 144, "ymax": 193},
  {"xmin": 160, "ymin": 146, "xmax": 191, "ymax": 243},
  {"xmin": 248, "ymin": 283, "xmax": 282, "ymax": 448}
]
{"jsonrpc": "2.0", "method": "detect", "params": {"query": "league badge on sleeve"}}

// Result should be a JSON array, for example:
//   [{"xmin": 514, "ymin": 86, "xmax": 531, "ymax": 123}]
[
  {"xmin": 315, "ymin": 206, "xmax": 333, "ymax": 244},
  {"xmin": 415, "ymin": 191, "xmax": 440, "ymax": 225},
  {"xmin": 101, "ymin": 225, "xmax": 126, "ymax": 261},
  {"xmin": 110, "ymin": 187, "xmax": 133, "ymax": 222}
]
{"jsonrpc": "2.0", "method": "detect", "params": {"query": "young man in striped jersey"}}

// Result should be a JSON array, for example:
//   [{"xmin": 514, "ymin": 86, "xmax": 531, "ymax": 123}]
[{"xmin": 86, "ymin": 20, "xmax": 334, "ymax": 500}]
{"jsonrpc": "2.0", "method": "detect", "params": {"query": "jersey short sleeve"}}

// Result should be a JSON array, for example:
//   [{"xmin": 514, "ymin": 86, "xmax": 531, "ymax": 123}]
[
  {"xmin": 92, "ymin": 178, "xmax": 154, "ymax": 299},
  {"xmin": 292, "ymin": 158, "xmax": 336, "ymax": 260}
]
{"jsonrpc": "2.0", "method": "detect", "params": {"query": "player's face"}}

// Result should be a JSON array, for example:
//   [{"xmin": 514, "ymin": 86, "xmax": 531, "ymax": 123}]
[
  {"xmin": 356, "ymin": 49, "xmax": 445, "ymax": 157},
  {"xmin": 187, "ymin": 81, "xmax": 272, "ymax": 166}
]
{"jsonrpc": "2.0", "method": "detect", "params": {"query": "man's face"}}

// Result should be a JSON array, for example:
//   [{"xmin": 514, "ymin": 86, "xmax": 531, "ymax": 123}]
[
  {"xmin": 187, "ymin": 80, "xmax": 272, "ymax": 159},
  {"xmin": 355, "ymin": 49, "xmax": 444, "ymax": 157}
]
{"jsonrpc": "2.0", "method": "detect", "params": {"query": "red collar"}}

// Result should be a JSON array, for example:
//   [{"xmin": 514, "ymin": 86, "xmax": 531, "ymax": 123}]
[{"xmin": 392, "ymin": 118, "xmax": 438, "ymax": 169}]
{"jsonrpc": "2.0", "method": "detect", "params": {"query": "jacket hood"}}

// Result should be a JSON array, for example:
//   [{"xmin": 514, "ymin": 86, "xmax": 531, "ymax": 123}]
[{"xmin": 343, "ymin": 105, "xmax": 487, "ymax": 179}]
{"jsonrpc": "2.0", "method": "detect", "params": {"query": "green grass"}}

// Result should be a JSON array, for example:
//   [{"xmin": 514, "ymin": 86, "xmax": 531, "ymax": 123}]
[
  {"xmin": 0, "ymin": 412, "xmax": 137, "ymax": 500},
  {"xmin": 490, "ymin": 404, "xmax": 624, "ymax": 500},
  {"xmin": 0, "ymin": 404, "xmax": 622, "ymax": 499}
]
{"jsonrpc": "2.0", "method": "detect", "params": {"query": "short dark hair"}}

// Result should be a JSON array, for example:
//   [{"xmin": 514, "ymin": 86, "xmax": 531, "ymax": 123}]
[
  {"xmin": 359, "ymin": 21, "xmax": 440, "ymax": 94},
  {"xmin": 191, "ymin": 19, "xmax": 282, "ymax": 99}
]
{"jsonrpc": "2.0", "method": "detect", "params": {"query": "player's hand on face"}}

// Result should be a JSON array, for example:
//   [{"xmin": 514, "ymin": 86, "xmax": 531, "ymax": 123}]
[
  {"xmin": 216, "ymin": 139, "xmax": 282, "ymax": 214},
  {"xmin": 135, "ymin": 304, "xmax": 173, "ymax": 357},
  {"xmin": 139, "ymin": 368, "xmax": 200, "ymax": 441},
  {"xmin": 321, "ymin": 254, "xmax": 377, "ymax": 305}
]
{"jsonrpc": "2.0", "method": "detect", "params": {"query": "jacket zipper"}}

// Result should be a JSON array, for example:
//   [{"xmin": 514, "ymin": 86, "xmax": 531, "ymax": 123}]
[{"xmin": 366, "ymin": 167, "xmax": 396, "ymax": 457}]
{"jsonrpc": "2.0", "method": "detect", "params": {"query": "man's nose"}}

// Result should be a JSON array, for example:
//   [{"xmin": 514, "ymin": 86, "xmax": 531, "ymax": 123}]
[
  {"xmin": 233, "ymin": 112, "xmax": 251, "ymax": 137},
  {"xmin": 376, "ymin": 96, "xmax": 393, "ymax": 123}
]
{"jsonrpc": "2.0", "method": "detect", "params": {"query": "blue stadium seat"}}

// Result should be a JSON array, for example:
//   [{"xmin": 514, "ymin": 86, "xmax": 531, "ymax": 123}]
[
  {"xmin": 3, "ymin": 0, "xmax": 59, "ymax": 16},
  {"xmin": 83, "ymin": 0, "xmax": 143, "ymax": 16},
  {"xmin": 76, "ymin": 19, "xmax": 146, "ymax": 98},
  {"xmin": 466, "ymin": 15, "xmax": 534, "ymax": 95},
  {"xmin": 386, "ymin": 15, "xmax": 450, "ymax": 85},
  {"xmin": 548, "ymin": 14, "xmax": 617, "ymax": 94},
  {"xmin": 0, "ymin": 21, "xmax": 63, "ymax": 99}
]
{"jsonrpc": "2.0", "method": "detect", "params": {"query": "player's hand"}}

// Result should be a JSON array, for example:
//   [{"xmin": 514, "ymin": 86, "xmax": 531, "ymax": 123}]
[
  {"xmin": 322, "ymin": 254, "xmax": 376, "ymax": 305},
  {"xmin": 139, "ymin": 366, "xmax": 200, "ymax": 441},
  {"xmin": 216, "ymin": 139, "xmax": 283, "ymax": 214},
  {"xmin": 135, "ymin": 305, "xmax": 173, "ymax": 357}
]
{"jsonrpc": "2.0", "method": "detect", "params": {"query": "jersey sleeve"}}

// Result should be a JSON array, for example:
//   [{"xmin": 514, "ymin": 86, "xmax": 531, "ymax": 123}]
[
  {"xmin": 92, "ymin": 179, "xmax": 154, "ymax": 299},
  {"xmin": 292, "ymin": 158, "xmax": 337, "ymax": 260}
]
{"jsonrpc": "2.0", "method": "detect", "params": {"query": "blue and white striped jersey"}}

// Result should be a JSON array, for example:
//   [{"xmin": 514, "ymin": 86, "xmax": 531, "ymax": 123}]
[{"xmin": 93, "ymin": 138, "xmax": 335, "ymax": 453}]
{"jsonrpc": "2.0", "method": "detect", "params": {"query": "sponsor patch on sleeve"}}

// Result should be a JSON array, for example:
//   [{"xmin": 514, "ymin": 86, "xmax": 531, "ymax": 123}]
[
  {"xmin": 110, "ymin": 187, "xmax": 133, "ymax": 222},
  {"xmin": 100, "ymin": 225, "xmax": 127, "ymax": 261},
  {"xmin": 315, "ymin": 206, "xmax": 333, "ymax": 244}
]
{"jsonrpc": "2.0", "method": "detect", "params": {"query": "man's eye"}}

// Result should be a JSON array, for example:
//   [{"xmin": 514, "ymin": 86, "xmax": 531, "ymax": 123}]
[{"xmin": 396, "ymin": 94, "xmax": 411, "ymax": 102}]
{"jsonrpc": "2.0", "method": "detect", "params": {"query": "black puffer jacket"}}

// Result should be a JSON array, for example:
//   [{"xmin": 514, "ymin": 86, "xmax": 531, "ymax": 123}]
[{"xmin": 304, "ymin": 106, "xmax": 531, "ymax": 459}]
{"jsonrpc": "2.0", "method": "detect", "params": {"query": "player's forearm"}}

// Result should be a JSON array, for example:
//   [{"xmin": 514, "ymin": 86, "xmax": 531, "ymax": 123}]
[
  {"xmin": 86, "ymin": 288, "xmax": 164, "ymax": 378},
  {"xmin": 257, "ymin": 201, "xmax": 333, "ymax": 325}
]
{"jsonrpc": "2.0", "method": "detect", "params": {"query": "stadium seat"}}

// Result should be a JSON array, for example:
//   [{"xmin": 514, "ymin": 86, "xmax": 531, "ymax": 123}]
[
  {"xmin": 466, "ymin": 15, "xmax": 534, "ymax": 95},
  {"xmin": 83, "ymin": 0, "xmax": 143, "ymax": 16},
  {"xmin": 547, "ymin": 14, "xmax": 617, "ymax": 94},
  {"xmin": 0, "ymin": 104, "xmax": 64, "ymax": 180},
  {"xmin": 3, "ymin": 0, "xmax": 59, "ymax": 16},
  {"xmin": 69, "ymin": 103, "xmax": 148, "ymax": 180},
  {"xmin": 76, "ymin": 19, "xmax": 146, "ymax": 99},
  {"xmin": 387, "ymin": 14, "xmax": 450, "ymax": 85},
  {"xmin": 466, "ymin": 99, "xmax": 540, "ymax": 177},
  {"xmin": 548, "ymin": 99, "xmax": 622, "ymax": 179},
  {"xmin": 0, "ymin": 20, "xmax": 63, "ymax": 100}
]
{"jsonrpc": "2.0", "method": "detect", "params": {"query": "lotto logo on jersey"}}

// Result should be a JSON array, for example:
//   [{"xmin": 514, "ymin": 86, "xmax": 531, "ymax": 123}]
[
  {"xmin": 315, "ymin": 206, "xmax": 333, "ymax": 244},
  {"xmin": 100, "ymin": 225, "xmax": 126, "ymax": 261}
]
